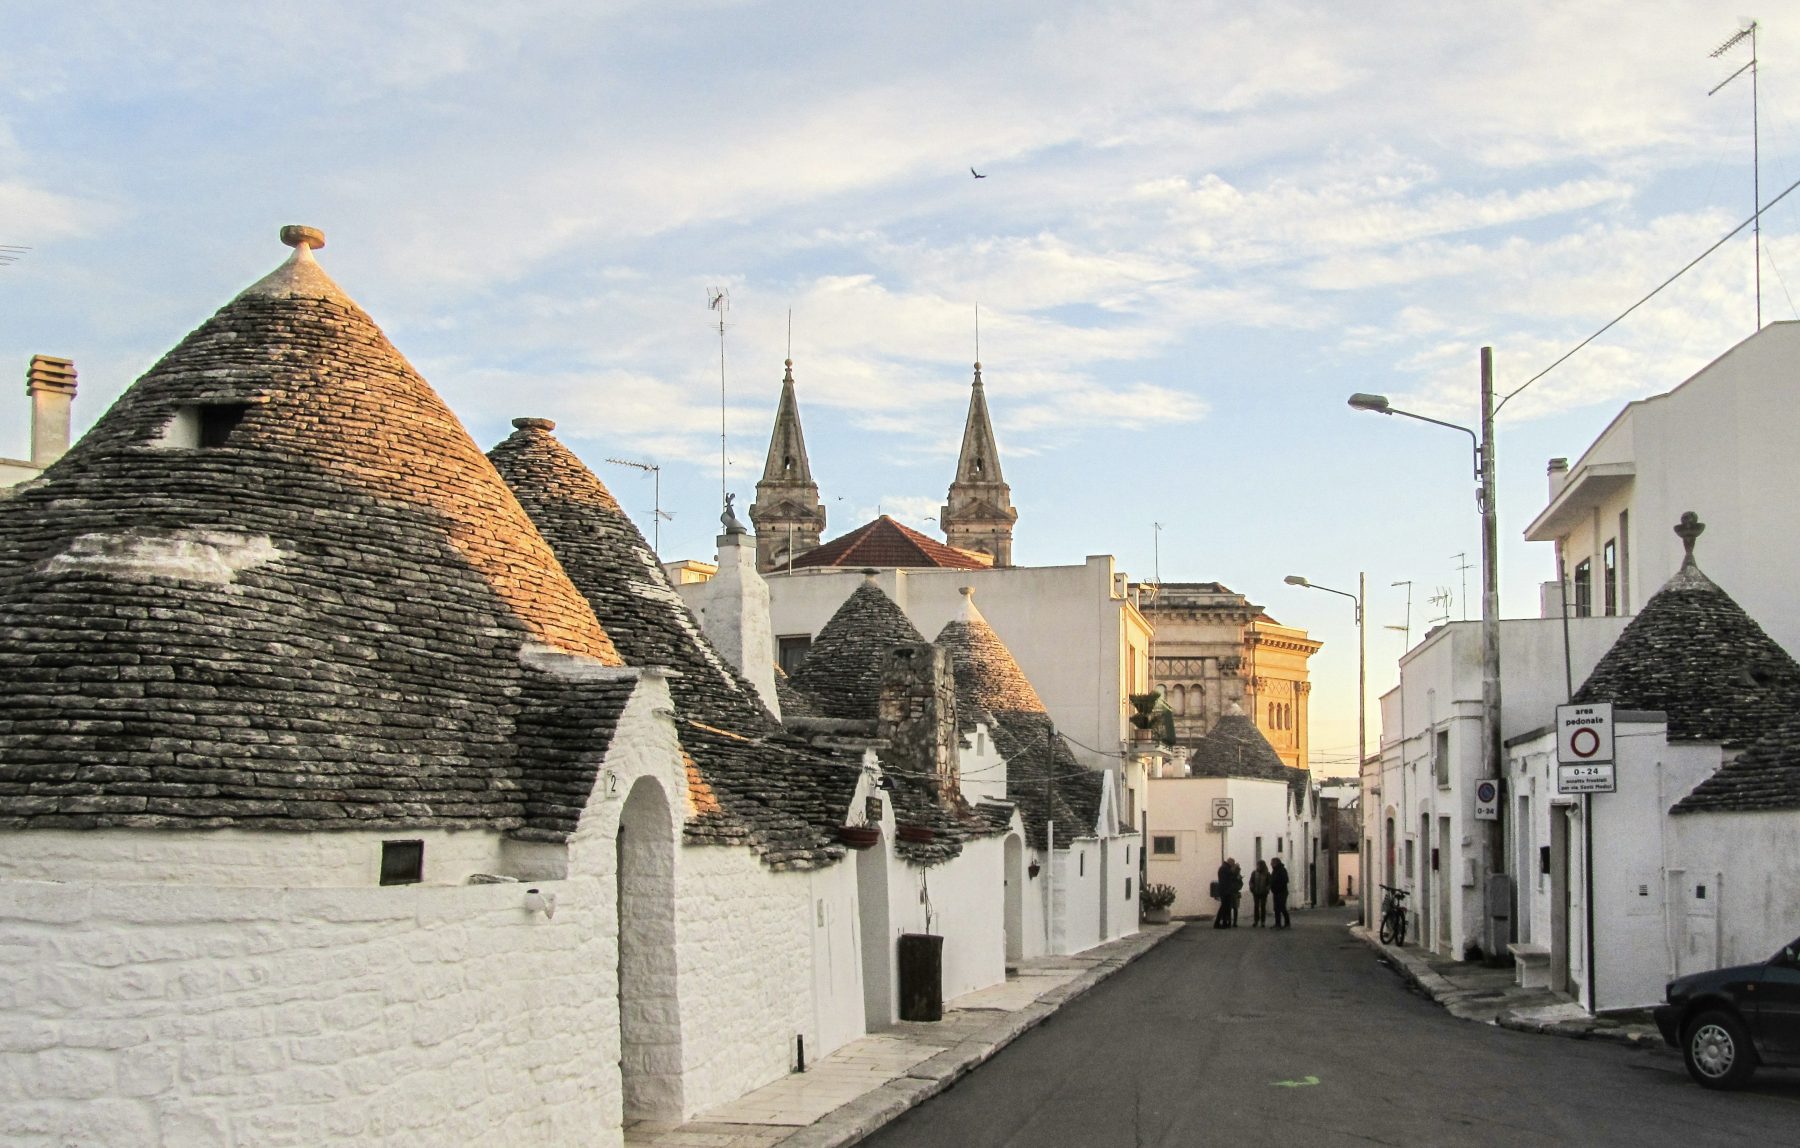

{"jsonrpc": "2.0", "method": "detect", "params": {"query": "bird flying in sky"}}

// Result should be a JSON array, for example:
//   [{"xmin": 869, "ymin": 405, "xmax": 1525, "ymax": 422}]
[{"xmin": 970, "ymin": 167, "xmax": 986, "ymax": 179}]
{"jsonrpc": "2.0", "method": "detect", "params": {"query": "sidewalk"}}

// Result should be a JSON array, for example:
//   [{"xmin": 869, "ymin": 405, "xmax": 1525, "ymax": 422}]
[
  {"xmin": 625, "ymin": 923, "xmax": 1185, "ymax": 1148},
  {"xmin": 1348, "ymin": 923, "xmax": 1661, "ymax": 1047}
]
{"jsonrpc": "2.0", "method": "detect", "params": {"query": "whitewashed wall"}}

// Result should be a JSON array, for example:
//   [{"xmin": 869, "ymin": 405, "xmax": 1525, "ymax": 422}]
[
  {"xmin": 1147, "ymin": 776, "xmax": 1289, "ymax": 919},
  {"xmin": 887, "ymin": 837, "xmax": 1007, "ymax": 1005},
  {"xmin": 0, "ymin": 875, "xmax": 622, "ymax": 1147},
  {"xmin": 1671, "ymin": 808, "xmax": 1800, "ymax": 973}
]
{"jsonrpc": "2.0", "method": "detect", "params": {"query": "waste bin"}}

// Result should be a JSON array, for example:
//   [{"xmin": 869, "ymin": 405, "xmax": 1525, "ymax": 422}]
[{"xmin": 897, "ymin": 933, "xmax": 943, "ymax": 1022}]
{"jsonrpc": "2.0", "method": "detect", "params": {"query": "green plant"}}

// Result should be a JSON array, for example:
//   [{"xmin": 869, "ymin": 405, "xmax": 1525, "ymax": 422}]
[{"xmin": 1141, "ymin": 882, "xmax": 1178, "ymax": 911}]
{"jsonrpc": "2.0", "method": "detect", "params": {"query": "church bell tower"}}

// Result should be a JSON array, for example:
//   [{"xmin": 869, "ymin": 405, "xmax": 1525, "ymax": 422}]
[
  {"xmin": 749, "ymin": 359, "xmax": 827, "ymax": 572},
  {"xmin": 941, "ymin": 361, "xmax": 1017, "ymax": 566}
]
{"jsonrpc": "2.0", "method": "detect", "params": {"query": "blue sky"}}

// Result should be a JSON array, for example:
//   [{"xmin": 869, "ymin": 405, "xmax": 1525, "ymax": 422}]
[{"xmin": 3, "ymin": 2, "xmax": 1797, "ymax": 771}]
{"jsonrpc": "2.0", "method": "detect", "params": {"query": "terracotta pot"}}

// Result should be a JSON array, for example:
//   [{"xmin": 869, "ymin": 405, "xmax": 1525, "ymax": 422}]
[
  {"xmin": 896, "ymin": 824, "xmax": 935, "ymax": 844},
  {"xmin": 837, "ymin": 825, "xmax": 880, "ymax": 849},
  {"xmin": 1143, "ymin": 907, "xmax": 1172, "ymax": 924}
]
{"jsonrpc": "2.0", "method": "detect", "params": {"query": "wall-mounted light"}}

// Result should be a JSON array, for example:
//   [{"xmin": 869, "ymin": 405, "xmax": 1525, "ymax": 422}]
[{"xmin": 523, "ymin": 888, "xmax": 557, "ymax": 919}]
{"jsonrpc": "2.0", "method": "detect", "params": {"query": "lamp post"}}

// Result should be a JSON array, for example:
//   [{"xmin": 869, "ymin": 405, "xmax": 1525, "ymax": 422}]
[
  {"xmin": 1285, "ymin": 571, "xmax": 1364, "ymax": 910},
  {"xmin": 1349, "ymin": 349, "xmax": 1507, "ymax": 957}
]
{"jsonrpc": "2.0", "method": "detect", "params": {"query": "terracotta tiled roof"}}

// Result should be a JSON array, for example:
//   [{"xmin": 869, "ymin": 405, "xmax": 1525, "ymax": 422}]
[
  {"xmin": 489, "ymin": 420, "xmax": 857, "ymax": 867},
  {"xmin": 934, "ymin": 590, "xmax": 1102, "ymax": 849},
  {"xmin": 1574, "ymin": 517, "xmax": 1800, "ymax": 748},
  {"xmin": 0, "ymin": 232, "xmax": 629, "ymax": 838},
  {"xmin": 790, "ymin": 516, "xmax": 992, "ymax": 570}
]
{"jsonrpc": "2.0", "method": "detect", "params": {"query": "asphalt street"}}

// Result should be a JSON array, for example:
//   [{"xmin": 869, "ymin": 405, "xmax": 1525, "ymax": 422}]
[{"xmin": 862, "ymin": 909, "xmax": 1800, "ymax": 1147}]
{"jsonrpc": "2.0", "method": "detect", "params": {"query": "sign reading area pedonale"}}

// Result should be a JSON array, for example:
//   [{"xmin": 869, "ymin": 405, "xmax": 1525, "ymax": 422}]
[{"xmin": 1555, "ymin": 702, "xmax": 1616, "ymax": 794}]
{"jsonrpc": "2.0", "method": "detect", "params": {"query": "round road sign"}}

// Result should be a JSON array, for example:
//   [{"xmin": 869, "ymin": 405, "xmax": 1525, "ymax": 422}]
[
  {"xmin": 1475, "ymin": 781, "xmax": 1498, "ymax": 804},
  {"xmin": 1569, "ymin": 727, "xmax": 1601, "ymax": 759}
]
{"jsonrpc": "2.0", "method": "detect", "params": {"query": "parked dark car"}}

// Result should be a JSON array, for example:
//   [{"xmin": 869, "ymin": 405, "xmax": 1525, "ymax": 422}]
[{"xmin": 1654, "ymin": 935, "xmax": 1800, "ymax": 1089}]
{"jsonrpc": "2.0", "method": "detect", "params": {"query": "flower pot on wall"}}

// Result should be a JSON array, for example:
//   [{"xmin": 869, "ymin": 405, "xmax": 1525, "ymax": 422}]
[
  {"xmin": 1143, "ymin": 907, "xmax": 1172, "ymax": 925},
  {"xmin": 837, "ymin": 825, "xmax": 880, "ymax": 849},
  {"xmin": 896, "ymin": 825, "xmax": 935, "ymax": 844}
]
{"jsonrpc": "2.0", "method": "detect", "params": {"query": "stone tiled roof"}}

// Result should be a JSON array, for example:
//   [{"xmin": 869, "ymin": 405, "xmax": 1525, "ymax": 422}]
[
  {"xmin": 1674, "ymin": 716, "xmax": 1800, "ymax": 814},
  {"xmin": 0, "ymin": 233, "xmax": 632, "ymax": 838},
  {"xmin": 934, "ymin": 590, "xmax": 1102, "ymax": 849},
  {"xmin": 1188, "ymin": 709, "xmax": 1294, "ymax": 783},
  {"xmin": 773, "ymin": 665, "xmax": 818, "ymax": 719},
  {"xmin": 488, "ymin": 420, "xmax": 856, "ymax": 866},
  {"xmin": 790, "ymin": 516, "xmax": 992, "ymax": 570},
  {"xmin": 788, "ymin": 579, "xmax": 928, "ymax": 719},
  {"xmin": 1574, "ymin": 519, "xmax": 1800, "ymax": 747}
]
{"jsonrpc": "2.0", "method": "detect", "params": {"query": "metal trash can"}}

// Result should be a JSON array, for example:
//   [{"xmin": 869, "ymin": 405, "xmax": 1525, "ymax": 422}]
[{"xmin": 897, "ymin": 933, "xmax": 943, "ymax": 1022}]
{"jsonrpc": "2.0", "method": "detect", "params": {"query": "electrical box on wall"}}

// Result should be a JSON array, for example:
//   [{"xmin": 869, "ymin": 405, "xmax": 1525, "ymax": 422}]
[{"xmin": 1462, "ymin": 857, "xmax": 1478, "ymax": 888}]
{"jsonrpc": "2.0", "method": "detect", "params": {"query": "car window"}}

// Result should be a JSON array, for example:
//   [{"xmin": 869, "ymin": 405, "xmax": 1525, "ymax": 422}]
[{"xmin": 1781, "ymin": 937, "xmax": 1800, "ymax": 967}]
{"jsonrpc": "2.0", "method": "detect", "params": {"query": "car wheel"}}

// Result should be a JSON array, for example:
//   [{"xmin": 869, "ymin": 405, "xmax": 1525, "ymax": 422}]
[{"xmin": 1683, "ymin": 1009, "xmax": 1757, "ymax": 1090}]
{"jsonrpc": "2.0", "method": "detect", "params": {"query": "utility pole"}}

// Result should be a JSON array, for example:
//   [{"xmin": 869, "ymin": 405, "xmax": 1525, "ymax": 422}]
[{"xmin": 1479, "ymin": 348, "xmax": 1507, "ymax": 956}]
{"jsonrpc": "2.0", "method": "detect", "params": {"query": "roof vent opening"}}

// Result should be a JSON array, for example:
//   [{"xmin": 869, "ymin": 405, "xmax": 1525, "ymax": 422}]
[{"xmin": 154, "ymin": 402, "xmax": 253, "ymax": 450}]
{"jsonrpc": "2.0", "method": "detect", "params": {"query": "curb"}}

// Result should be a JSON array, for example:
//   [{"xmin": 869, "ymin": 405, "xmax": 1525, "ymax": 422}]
[
  {"xmin": 1349, "ymin": 924, "xmax": 1661, "ymax": 1050},
  {"xmin": 782, "ymin": 923, "xmax": 1186, "ymax": 1148}
]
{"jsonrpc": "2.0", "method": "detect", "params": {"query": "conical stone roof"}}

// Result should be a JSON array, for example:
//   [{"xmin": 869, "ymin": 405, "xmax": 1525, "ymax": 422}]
[
  {"xmin": 788, "ymin": 577, "xmax": 927, "ymax": 720},
  {"xmin": 934, "ymin": 588, "xmax": 1100, "ymax": 848},
  {"xmin": 0, "ymin": 229, "xmax": 626, "ymax": 836},
  {"xmin": 489, "ymin": 419, "xmax": 855, "ymax": 867},
  {"xmin": 1574, "ymin": 513, "xmax": 1800, "ymax": 747},
  {"xmin": 1188, "ymin": 707, "xmax": 1294, "ymax": 783}
]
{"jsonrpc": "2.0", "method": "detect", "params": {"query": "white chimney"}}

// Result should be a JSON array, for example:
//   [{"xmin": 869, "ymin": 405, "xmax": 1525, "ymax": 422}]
[
  {"xmin": 684, "ymin": 520, "xmax": 782, "ymax": 719},
  {"xmin": 27, "ymin": 355, "xmax": 77, "ymax": 469}
]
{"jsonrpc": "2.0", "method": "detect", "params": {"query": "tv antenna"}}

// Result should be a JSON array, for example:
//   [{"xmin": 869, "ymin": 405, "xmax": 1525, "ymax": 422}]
[
  {"xmin": 0, "ymin": 244, "xmax": 28, "ymax": 267},
  {"xmin": 1152, "ymin": 521, "xmax": 1164, "ymax": 585},
  {"xmin": 1427, "ymin": 587, "xmax": 1454, "ymax": 627},
  {"xmin": 1451, "ymin": 552, "xmax": 1473, "ymax": 620},
  {"xmin": 1710, "ymin": 20, "xmax": 1761, "ymax": 330},
  {"xmin": 604, "ymin": 457, "xmax": 670, "ymax": 553},
  {"xmin": 1388, "ymin": 579, "xmax": 1414, "ymax": 650},
  {"xmin": 708, "ymin": 287, "xmax": 731, "ymax": 508}
]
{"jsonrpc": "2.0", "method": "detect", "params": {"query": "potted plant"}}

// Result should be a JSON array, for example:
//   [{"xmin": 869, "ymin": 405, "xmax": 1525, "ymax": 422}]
[
  {"xmin": 896, "ymin": 824, "xmax": 935, "ymax": 844},
  {"xmin": 1141, "ymin": 882, "xmax": 1178, "ymax": 924},
  {"xmin": 837, "ymin": 825, "xmax": 880, "ymax": 849}
]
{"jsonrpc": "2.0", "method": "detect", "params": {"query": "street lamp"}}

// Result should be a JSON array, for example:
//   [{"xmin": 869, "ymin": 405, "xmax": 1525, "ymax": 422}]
[
  {"xmin": 1350, "ymin": 349, "xmax": 1507, "ymax": 951},
  {"xmin": 1285, "ymin": 572, "xmax": 1365, "ymax": 910}
]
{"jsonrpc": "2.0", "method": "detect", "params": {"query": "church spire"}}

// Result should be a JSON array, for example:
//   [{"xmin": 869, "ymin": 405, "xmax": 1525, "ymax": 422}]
[
  {"xmin": 749, "ymin": 358, "xmax": 827, "ymax": 572},
  {"xmin": 941, "ymin": 360, "xmax": 1018, "ymax": 566}
]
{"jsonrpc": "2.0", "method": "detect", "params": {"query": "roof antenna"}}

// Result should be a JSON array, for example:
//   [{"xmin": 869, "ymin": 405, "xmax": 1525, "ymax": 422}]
[
  {"xmin": 709, "ymin": 287, "xmax": 731, "ymax": 509},
  {"xmin": 1710, "ymin": 20, "xmax": 1761, "ymax": 331},
  {"xmin": 974, "ymin": 303, "xmax": 981, "ymax": 362},
  {"xmin": 787, "ymin": 308, "xmax": 793, "ymax": 361},
  {"xmin": 604, "ymin": 457, "xmax": 669, "ymax": 554}
]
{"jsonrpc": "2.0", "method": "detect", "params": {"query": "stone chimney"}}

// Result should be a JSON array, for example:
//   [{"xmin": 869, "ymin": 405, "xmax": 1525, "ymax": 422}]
[
  {"xmin": 1546, "ymin": 456, "xmax": 1569, "ymax": 500},
  {"xmin": 27, "ymin": 355, "xmax": 77, "ymax": 469},
  {"xmin": 683, "ymin": 517, "xmax": 782, "ymax": 719},
  {"xmin": 878, "ymin": 642, "xmax": 960, "ymax": 806}
]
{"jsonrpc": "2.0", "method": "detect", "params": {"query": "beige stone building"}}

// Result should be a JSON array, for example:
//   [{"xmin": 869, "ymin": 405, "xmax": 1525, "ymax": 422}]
[{"xmin": 1135, "ymin": 581, "xmax": 1321, "ymax": 771}]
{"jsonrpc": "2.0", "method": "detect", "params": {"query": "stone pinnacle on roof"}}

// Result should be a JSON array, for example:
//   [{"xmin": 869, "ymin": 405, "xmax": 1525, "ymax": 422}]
[
  {"xmin": 1574, "ymin": 511, "xmax": 1800, "ymax": 746},
  {"xmin": 942, "ymin": 360, "xmax": 1017, "ymax": 567},
  {"xmin": 749, "ymin": 357, "xmax": 826, "ymax": 573}
]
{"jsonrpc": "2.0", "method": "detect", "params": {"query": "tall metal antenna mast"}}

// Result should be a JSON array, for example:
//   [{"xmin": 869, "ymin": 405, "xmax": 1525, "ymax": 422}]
[
  {"xmin": 604, "ymin": 457, "xmax": 668, "ymax": 553},
  {"xmin": 1388, "ymin": 579, "xmax": 1414, "ymax": 651},
  {"xmin": 974, "ymin": 303, "xmax": 981, "ymax": 362},
  {"xmin": 1711, "ymin": 20, "xmax": 1761, "ymax": 330},
  {"xmin": 1152, "ymin": 522, "xmax": 1163, "ymax": 585},
  {"xmin": 1427, "ymin": 587, "xmax": 1454, "ymax": 628},
  {"xmin": 708, "ymin": 287, "xmax": 731, "ymax": 506},
  {"xmin": 1451, "ymin": 552, "xmax": 1473, "ymax": 621},
  {"xmin": 0, "ymin": 245, "xmax": 29, "ymax": 267}
]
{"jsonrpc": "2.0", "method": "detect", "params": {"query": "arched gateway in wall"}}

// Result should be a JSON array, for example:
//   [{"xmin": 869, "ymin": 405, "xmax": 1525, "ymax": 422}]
[{"xmin": 617, "ymin": 777, "xmax": 682, "ymax": 1121}]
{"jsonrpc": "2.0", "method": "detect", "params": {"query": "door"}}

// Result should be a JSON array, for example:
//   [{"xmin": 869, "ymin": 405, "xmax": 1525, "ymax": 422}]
[
  {"xmin": 1550, "ymin": 810, "xmax": 1570, "ymax": 994},
  {"xmin": 1437, "ymin": 816, "xmax": 1452, "ymax": 950}
]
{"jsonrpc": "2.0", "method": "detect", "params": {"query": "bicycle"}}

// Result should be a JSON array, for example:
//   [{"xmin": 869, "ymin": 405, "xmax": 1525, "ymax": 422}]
[{"xmin": 1378, "ymin": 884, "xmax": 1410, "ymax": 945}]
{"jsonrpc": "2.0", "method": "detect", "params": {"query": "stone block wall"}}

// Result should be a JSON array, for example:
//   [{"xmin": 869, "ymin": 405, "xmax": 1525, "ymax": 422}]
[{"xmin": 0, "ymin": 876, "xmax": 622, "ymax": 1147}]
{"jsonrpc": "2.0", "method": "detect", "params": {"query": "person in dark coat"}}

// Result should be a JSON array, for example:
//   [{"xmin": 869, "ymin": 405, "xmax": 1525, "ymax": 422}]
[
  {"xmin": 1270, "ymin": 856, "xmax": 1291, "ymax": 928},
  {"xmin": 1226, "ymin": 858, "xmax": 1243, "ymax": 927},
  {"xmin": 1249, "ymin": 859, "xmax": 1271, "ymax": 926},
  {"xmin": 1214, "ymin": 859, "xmax": 1233, "ymax": 928}
]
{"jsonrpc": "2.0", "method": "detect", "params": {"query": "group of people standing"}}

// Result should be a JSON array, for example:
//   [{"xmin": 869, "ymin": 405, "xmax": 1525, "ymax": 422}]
[{"xmin": 1213, "ymin": 856, "xmax": 1291, "ymax": 928}]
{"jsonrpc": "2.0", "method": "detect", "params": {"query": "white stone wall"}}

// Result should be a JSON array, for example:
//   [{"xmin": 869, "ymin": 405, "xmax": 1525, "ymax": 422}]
[
  {"xmin": 1147, "ymin": 776, "xmax": 1289, "ymax": 919},
  {"xmin": 889, "ymin": 838, "xmax": 1007, "ymax": 1004},
  {"xmin": 0, "ymin": 876, "xmax": 622, "ymax": 1147},
  {"xmin": 956, "ymin": 721, "xmax": 1008, "ymax": 806},
  {"xmin": 1671, "ymin": 807, "xmax": 1800, "ymax": 973},
  {"xmin": 671, "ymin": 843, "xmax": 815, "ymax": 1116},
  {"xmin": 0, "ymin": 826, "xmax": 516, "ymax": 888}
]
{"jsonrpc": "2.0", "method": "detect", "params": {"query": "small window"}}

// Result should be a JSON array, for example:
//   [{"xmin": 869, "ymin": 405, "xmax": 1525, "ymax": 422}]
[
  {"xmin": 380, "ymin": 840, "xmax": 424, "ymax": 886},
  {"xmin": 777, "ymin": 635, "xmax": 812, "ymax": 678},
  {"xmin": 1255, "ymin": 835, "xmax": 1263, "ymax": 862},
  {"xmin": 1079, "ymin": 853, "xmax": 1085, "ymax": 877},
  {"xmin": 1602, "ymin": 539, "xmax": 1618, "ymax": 617},
  {"xmin": 1152, "ymin": 835, "xmax": 1177, "ymax": 856},
  {"xmin": 1572, "ymin": 559, "xmax": 1593, "ymax": 618},
  {"xmin": 1277, "ymin": 837, "xmax": 1283, "ymax": 854},
  {"xmin": 1433, "ymin": 728, "xmax": 1451, "ymax": 788},
  {"xmin": 155, "ymin": 402, "xmax": 252, "ymax": 449},
  {"xmin": 1125, "ymin": 878, "xmax": 1133, "ymax": 900}
]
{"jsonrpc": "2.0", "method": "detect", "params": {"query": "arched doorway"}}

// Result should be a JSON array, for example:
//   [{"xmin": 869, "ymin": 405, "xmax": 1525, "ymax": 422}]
[
  {"xmin": 856, "ymin": 839, "xmax": 892, "ymax": 1031},
  {"xmin": 1003, "ymin": 835, "xmax": 1024, "ymax": 963},
  {"xmin": 618, "ymin": 777, "xmax": 681, "ymax": 1121}
]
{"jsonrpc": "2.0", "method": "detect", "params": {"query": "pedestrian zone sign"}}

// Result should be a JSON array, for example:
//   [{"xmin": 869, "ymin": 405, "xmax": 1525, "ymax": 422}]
[
  {"xmin": 1210, "ymin": 798, "xmax": 1234, "ymax": 827},
  {"xmin": 1555, "ymin": 702, "xmax": 1615, "ymax": 764}
]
